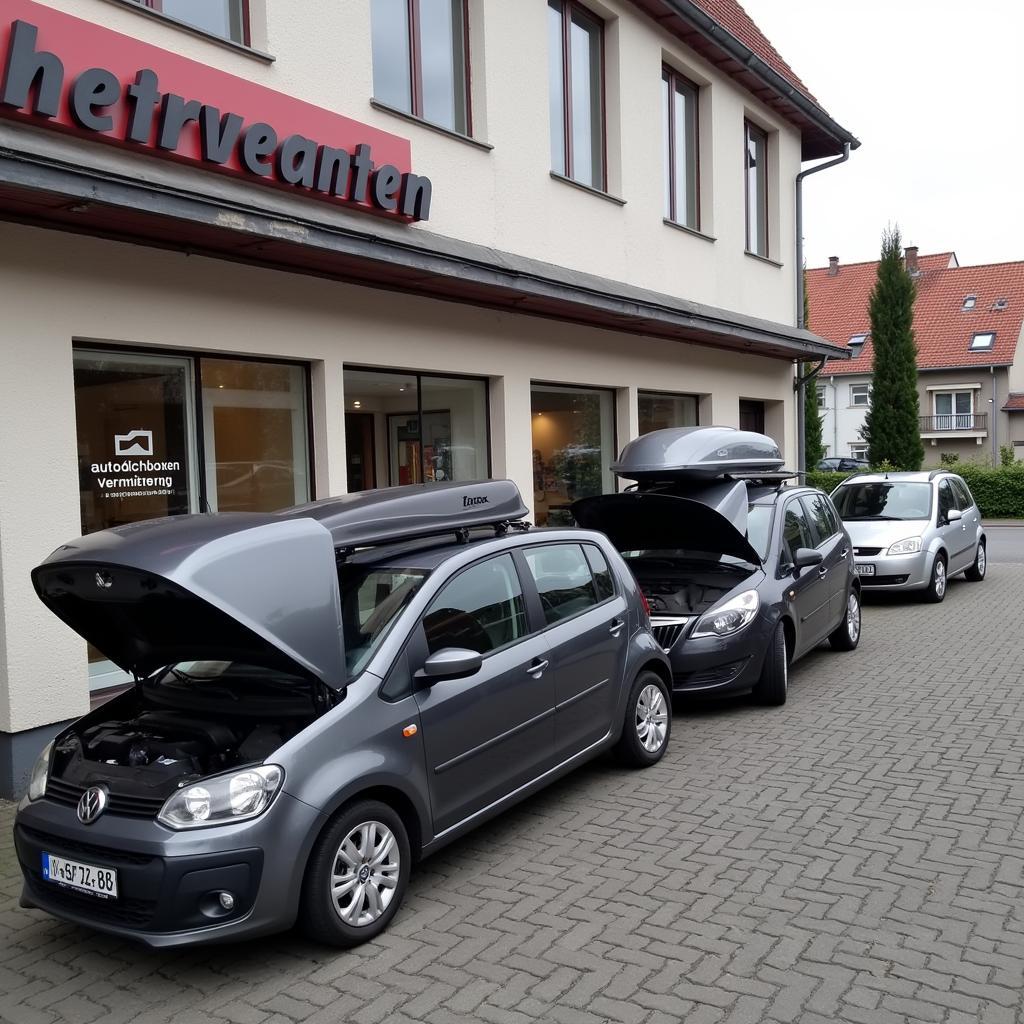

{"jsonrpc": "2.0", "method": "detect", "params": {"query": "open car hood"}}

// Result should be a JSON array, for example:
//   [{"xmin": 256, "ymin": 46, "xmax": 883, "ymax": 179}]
[
  {"xmin": 572, "ymin": 482, "xmax": 762, "ymax": 565},
  {"xmin": 32, "ymin": 514, "xmax": 346, "ymax": 689}
]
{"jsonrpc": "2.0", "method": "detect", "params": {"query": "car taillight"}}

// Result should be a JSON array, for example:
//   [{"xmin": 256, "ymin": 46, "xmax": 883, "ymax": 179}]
[{"xmin": 639, "ymin": 590, "xmax": 652, "ymax": 617}]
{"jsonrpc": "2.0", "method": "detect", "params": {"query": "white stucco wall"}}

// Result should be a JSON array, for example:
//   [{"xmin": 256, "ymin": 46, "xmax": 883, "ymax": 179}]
[
  {"xmin": 818, "ymin": 374, "xmax": 870, "ymax": 458},
  {"xmin": 30, "ymin": 0, "xmax": 803, "ymax": 327},
  {"xmin": 0, "ymin": 221, "xmax": 795, "ymax": 733}
]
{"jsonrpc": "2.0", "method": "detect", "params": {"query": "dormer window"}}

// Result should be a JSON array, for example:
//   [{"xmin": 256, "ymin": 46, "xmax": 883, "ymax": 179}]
[
  {"xmin": 970, "ymin": 332, "xmax": 995, "ymax": 350},
  {"xmin": 849, "ymin": 333, "xmax": 868, "ymax": 352},
  {"xmin": 962, "ymin": 295, "xmax": 977, "ymax": 311}
]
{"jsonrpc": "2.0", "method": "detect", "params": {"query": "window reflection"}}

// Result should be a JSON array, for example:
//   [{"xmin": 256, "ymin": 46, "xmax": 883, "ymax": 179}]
[
  {"xmin": 638, "ymin": 392, "xmax": 698, "ymax": 435},
  {"xmin": 134, "ymin": 0, "xmax": 247, "ymax": 43}
]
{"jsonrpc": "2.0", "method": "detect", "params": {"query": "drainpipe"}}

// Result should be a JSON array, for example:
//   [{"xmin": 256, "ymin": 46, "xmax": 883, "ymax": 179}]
[
  {"xmin": 991, "ymin": 365, "xmax": 998, "ymax": 465},
  {"xmin": 831, "ymin": 375, "xmax": 838, "ymax": 457},
  {"xmin": 795, "ymin": 143, "xmax": 851, "ymax": 473}
]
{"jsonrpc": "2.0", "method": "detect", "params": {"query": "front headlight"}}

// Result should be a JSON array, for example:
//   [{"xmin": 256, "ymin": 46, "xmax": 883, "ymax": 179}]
[
  {"xmin": 27, "ymin": 740, "xmax": 53, "ymax": 801},
  {"xmin": 691, "ymin": 590, "xmax": 760, "ymax": 639},
  {"xmin": 158, "ymin": 765, "xmax": 283, "ymax": 830},
  {"xmin": 887, "ymin": 537, "xmax": 922, "ymax": 555}
]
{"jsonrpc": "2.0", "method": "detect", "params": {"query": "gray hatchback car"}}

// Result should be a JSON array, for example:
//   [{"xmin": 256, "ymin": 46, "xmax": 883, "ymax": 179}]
[
  {"xmin": 15, "ymin": 481, "xmax": 671, "ymax": 947},
  {"xmin": 831, "ymin": 470, "xmax": 986, "ymax": 601}
]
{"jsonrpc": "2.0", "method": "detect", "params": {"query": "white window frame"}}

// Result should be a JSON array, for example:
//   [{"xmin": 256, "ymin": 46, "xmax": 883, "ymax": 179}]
[
  {"xmin": 850, "ymin": 384, "xmax": 870, "ymax": 408},
  {"xmin": 933, "ymin": 389, "xmax": 975, "ymax": 430}
]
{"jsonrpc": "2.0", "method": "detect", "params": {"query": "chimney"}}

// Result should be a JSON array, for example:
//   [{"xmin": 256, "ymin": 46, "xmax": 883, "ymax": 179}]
[
  {"xmin": 904, "ymin": 246, "xmax": 920, "ymax": 275},
  {"xmin": 828, "ymin": 256, "xmax": 839, "ymax": 276}
]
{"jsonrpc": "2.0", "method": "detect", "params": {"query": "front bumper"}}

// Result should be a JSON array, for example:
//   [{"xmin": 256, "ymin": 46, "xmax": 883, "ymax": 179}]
[
  {"xmin": 664, "ymin": 615, "xmax": 772, "ymax": 697},
  {"xmin": 14, "ymin": 789, "xmax": 323, "ymax": 947},
  {"xmin": 853, "ymin": 549, "xmax": 932, "ymax": 590}
]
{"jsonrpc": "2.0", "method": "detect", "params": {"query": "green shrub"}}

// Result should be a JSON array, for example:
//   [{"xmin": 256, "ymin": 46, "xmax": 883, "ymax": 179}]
[
  {"xmin": 940, "ymin": 452, "xmax": 960, "ymax": 466},
  {"xmin": 1000, "ymin": 444, "xmax": 1015, "ymax": 467}
]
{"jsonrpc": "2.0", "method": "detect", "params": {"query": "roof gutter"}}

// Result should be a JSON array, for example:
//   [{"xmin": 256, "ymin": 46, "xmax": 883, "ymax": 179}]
[
  {"xmin": 795, "ymin": 143, "xmax": 852, "ymax": 472},
  {"xmin": 654, "ymin": 0, "xmax": 860, "ymax": 155}
]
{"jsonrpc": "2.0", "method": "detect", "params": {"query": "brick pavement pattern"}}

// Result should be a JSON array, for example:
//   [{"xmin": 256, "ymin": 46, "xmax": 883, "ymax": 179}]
[{"xmin": 2, "ymin": 567, "xmax": 1023, "ymax": 1024}]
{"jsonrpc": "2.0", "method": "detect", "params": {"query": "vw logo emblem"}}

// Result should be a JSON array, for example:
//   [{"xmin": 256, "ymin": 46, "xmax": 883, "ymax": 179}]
[
  {"xmin": 77, "ymin": 786, "xmax": 107, "ymax": 825},
  {"xmin": 94, "ymin": 571, "xmax": 113, "ymax": 589}
]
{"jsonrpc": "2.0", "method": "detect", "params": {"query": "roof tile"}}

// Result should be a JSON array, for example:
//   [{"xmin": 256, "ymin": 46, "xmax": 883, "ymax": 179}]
[{"xmin": 806, "ymin": 254, "xmax": 1024, "ymax": 375}]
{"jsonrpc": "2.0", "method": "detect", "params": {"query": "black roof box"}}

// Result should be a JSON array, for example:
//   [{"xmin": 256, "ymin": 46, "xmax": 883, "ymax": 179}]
[
  {"xmin": 611, "ymin": 426, "xmax": 784, "ymax": 481},
  {"xmin": 282, "ymin": 480, "xmax": 529, "ymax": 550}
]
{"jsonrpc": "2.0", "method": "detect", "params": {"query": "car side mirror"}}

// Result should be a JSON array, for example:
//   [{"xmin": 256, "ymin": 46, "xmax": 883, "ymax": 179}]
[
  {"xmin": 946, "ymin": 508, "xmax": 962, "ymax": 523},
  {"xmin": 416, "ymin": 648, "xmax": 483, "ymax": 682},
  {"xmin": 793, "ymin": 547, "xmax": 824, "ymax": 571}
]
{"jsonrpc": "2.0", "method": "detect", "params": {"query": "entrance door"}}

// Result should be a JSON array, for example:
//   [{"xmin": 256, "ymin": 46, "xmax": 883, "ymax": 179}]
[
  {"xmin": 345, "ymin": 413, "xmax": 377, "ymax": 492},
  {"xmin": 739, "ymin": 399, "xmax": 766, "ymax": 434}
]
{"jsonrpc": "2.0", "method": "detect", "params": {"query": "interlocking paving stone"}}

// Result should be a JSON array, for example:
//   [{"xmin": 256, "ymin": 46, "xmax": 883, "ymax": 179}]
[{"xmin": 2, "ymin": 567, "xmax": 1023, "ymax": 1023}]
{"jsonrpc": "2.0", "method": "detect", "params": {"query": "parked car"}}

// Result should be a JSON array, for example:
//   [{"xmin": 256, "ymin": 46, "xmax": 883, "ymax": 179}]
[
  {"xmin": 817, "ymin": 457, "xmax": 870, "ymax": 472},
  {"xmin": 573, "ymin": 427, "xmax": 862, "ymax": 708},
  {"xmin": 830, "ymin": 470, "xmax": 986, "ymax": 601},
  {"xmin": 15, "ymin": 481, "xmax": 671, "ymax": 948}
]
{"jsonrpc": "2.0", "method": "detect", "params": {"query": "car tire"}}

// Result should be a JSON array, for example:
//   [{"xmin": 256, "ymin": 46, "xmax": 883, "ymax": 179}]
[
  {"xmin": 300, "ymin": 799, "xmax": 411, "ymax": 947},
  {"xmin": 616, "ymin": 670, "xmax": 671, "ymax": 767},
  {"xmin": 829, "ymin": 588, "xmax": 862, "ymax": 651},
  {"xmin": 923, "ymin": 553, "xmax": 947, "ymax": 603},
  {"xmin": 752, "ymin": 621, "xmax": 788, "ymax": 706},
  {"xmin": 964, "ymin": 540, "xmax": 987, "ymax": 582}
]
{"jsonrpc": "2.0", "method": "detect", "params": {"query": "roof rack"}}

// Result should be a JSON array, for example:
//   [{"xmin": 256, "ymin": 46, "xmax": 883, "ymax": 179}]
[
  {"xmin": 280, "ymin": 480, "xmax": 530, "ymax": 561},
  {"xmin": 928, "ymin": 469, "xmax": 948, "ymax": 480}
]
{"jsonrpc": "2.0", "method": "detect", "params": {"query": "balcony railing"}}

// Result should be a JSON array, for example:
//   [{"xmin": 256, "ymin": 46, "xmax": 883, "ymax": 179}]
[{"xmin": 919, "ymin": 413, "xmax": 987, "ymax": 432}]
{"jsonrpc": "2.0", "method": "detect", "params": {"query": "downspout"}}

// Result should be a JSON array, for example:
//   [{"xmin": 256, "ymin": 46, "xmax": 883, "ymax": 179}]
[
  {"xmin": 795, "ymin": 143, "xmax": 851, "ymax": 473},
  {"xmin": 991, "ymin": 365, "xmax": 998, "ymax": 465}
]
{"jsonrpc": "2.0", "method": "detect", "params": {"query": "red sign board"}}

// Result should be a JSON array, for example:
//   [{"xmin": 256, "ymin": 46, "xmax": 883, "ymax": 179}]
[{"xmin": 0, "ymin": 0, "xmax": 432, "ymax": 220}]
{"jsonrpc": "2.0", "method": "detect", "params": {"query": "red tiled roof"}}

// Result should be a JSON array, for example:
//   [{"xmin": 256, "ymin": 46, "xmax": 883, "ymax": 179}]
[
  {"xmin": 1003, "ymin": 393, "xmax": 1024, "ymax": 412},
  {"xmin": 806, "ymin": 254, "xmax": 1024, "ymax": 375},
  {"xmin": 688, "ymin": 0, "xmax": 816, "ymax": 101}
]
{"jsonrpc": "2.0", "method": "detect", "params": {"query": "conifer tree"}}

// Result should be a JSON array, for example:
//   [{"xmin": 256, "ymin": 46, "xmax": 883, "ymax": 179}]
[{"xmin": 861, "ymin": 226, "xmax": 923, "ymax": 469}]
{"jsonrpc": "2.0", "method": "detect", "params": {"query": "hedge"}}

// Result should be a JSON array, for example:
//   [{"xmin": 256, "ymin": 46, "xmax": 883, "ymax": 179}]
[{"xmin": 804, "ymin": 466, "xmax": 1024, "ymax": 518}]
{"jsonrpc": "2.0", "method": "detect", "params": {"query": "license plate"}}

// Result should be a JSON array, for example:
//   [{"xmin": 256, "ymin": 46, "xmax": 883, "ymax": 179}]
[
  {"xmin": 42, "ymin": 853, "xmax": 118, "ymax": 899},
  {"xmin": 854, "ymin": 563, "xmax": 875, "ymax": 576}
]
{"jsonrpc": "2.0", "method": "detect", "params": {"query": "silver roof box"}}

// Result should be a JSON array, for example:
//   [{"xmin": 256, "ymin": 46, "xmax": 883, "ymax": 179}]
[{"xmin": 612, "ymin": 426, "xmax": 784, "ymax": 481}]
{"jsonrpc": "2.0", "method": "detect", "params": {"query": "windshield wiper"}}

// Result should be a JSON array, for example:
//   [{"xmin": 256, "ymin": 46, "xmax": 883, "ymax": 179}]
[{"xmin": 843, "ymin": 515, "xmax": 901, "ymax": 521}]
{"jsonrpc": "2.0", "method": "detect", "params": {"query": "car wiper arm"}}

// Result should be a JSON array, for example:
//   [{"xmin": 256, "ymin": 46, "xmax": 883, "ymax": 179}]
[{"xmin": 843, "ymin": 515, "xmax": 900, "ymax": 521}]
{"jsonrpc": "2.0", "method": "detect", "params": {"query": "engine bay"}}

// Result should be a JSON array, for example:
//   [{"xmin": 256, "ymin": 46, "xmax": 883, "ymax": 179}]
[
  {"xmin": 50, "ymin": 665, "xmax": 326, "ymax": 803},
  {"xmin": 624, "ymin": 557, "xmax": 757, "ymax": 615}
]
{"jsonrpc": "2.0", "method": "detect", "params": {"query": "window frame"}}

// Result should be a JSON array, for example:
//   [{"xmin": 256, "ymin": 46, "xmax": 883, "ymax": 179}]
[
  {"xmin": 779, "ymin": 496, "xmax": 816, "ymax": 572},
  {"xmin": 371, "ymin": 0, "xmax": 472, "ymax": 136},
  {"xmin": 849, "ymin": 444, "xmax": 868, "ymax": 460},
  {"xmin": 136, "ymin": 0, "xmax": 251, "ymax": 46},
  {"xmin": 970, "ymin": 331, "xmax": 995, "ymax": 351},
  {"xmin": 801, "ymin": 493, "xmax": 839, "ymax": 548},
  {"xmin": 662, "ymin": 65, "xmax": 700, "ymax": 230},
  {"xmin": 520, "ymin": 541, "xmax": 613, "ymax": 632},
  {"xmin": 743, "ymin": 120, "xmax": 769, "ymax": 258},
  {"xmin": 850, "ymin": 384, "xmax": 871, "ymax": 408},
  {"xmin": 638, "ymin": 388, "xmax": 701, "ymax": 435},
  {"xmin": 548, "ymin": 0, "xmax": 607, "ymax": 192}
]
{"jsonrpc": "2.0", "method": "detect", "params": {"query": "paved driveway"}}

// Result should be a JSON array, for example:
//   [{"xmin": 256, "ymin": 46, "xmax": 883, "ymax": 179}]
[{"xmin": 2, "ymin": 567, "xmax": 1022, "ymax": 1024}]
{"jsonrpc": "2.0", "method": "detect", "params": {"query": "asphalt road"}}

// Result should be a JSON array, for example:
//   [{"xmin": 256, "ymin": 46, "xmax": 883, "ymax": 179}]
[{"xmin": 984, "ymin": 525, "xmax": 1024, "ymax": 564}]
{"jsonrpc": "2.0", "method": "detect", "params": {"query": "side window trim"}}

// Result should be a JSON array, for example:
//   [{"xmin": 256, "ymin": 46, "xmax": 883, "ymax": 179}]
[
  {"xmin": 522, "ymin": 541, "xmax": 606, "ymax": 630},
  {"xmin": 582, "ymin": 543, "xmax": 618, "ymax": 601}
]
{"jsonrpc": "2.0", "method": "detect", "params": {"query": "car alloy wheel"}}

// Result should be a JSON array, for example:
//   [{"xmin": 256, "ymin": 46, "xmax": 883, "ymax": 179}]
[
  {"xmin": 934, "ymin": 559, "xmax": 946, "ymax": 598},
  {"xmin": 636, "ymin": 684, "xmax": 668, "ymax": 753},
  {"xmin": 977, "ymin": 544, "xmax": 986, "ymax": 577},
  {"xmin": 330, "ymin": 820, "xmax": 401, "ymax": 927},
  {"xmin": 846, "ymin": 593, "xmax": 861, "ymax": 644}
]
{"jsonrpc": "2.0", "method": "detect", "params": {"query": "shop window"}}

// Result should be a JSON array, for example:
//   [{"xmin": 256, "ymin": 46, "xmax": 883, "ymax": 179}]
[
  {"xmin": 130, "ymin": 0, "xmax": 249, "ymax": 44},
  {"xmin": 739, "ymin": 399, "xmax": 766, "ymax": 434},
  {"xmin": 73, "ymin": 347, "xmax": 311, "ymax": 690},
  {"xmin": 371, "ymin": 0, "xmax": 470, "ymax": 135},
  {"xmin": 199, "ymin": 359, "xmax": 310, "ymax": 513},
  {"xmin": 343, "ymin": 367, "xmax": 489, "ymax": 491},
  {"xmin": 548, "ymin": 0, "xmax": 605, "ymax": 191},
  {"xmin": 662, "ymin": 67, "xmax": 699, "ymax": 229},
  {"xmin": 638, "ymin": 391, "xmax": 698, "ymax": 435},
  {"xmin": 531, "ymin": 383, "xmax": 615, "ymax": 527},
  {"xmin": 744, "ymin": 120, "xmax": 768, "ymax": 257}
]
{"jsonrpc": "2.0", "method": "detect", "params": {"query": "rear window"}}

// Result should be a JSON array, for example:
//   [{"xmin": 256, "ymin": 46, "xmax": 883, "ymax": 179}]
[
  {"xmin": 339, "ymin": 565, "xmax": 430, "ymax": 677},
  {"xmin": 832, "ymin": 482, "xmax": 932, "ymax": 522}
]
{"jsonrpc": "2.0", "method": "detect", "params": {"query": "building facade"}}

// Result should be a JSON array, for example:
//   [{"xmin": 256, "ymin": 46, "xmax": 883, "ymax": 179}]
[
  {"xmin": 808, "ymin": 249, "xmax": 1024, "ymax": 465},
  {"xmin": 0, "ymin": 0, "xmax": 854, "ymax": 793}
]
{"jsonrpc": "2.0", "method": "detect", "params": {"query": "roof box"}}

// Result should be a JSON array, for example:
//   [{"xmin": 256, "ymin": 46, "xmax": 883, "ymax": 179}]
[
  {"xmin": 611, "ymin": 426, "xmax": 784, "ymax": 481},
  {"xmin": 281, "ymin": 479, "xmax": 529, "ymax": 551}
]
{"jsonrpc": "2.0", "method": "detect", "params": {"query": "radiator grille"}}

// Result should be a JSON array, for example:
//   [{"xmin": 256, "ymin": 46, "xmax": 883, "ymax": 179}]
[{"xmin": 650, "ymin": 617, "xmax": 690, "ymax": 651}]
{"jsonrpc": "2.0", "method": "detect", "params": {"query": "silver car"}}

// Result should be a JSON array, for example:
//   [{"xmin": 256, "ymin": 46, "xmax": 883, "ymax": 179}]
[{"xmin": 830, "ymin": 471, "xmax": 986, "ymax": 601}]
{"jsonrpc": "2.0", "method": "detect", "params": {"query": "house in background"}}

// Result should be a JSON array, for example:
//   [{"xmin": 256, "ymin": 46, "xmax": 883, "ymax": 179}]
[{"xmin": 807, "ymin": 248, "xmax": 1024, "ymax": 465}]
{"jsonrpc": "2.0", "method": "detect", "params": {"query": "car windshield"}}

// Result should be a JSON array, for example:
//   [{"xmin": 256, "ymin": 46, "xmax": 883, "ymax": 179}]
[
  {"xmin": 339, "ymin": 565, "xmax": 430, "ymax": 677},
  {"xmin": 833, "ymin": 481, "xmax": 933, "ymax": 521},
  {"xmin": 621, "ymin": 503, "xmax": 773, "ymax": 566}
]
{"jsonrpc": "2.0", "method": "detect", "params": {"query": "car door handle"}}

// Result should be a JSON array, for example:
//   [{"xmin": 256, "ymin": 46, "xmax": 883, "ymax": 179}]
[
  {"xmin": 528, "ymin": 659, "xmax": 549, "ymax": 678},
  {"xmin": 840, "ymin": 548, "xmax": 849, "ymax": 559},
  {"xmin": 818, "ymin": 566, "xmax": 829, "ymax": 577},
  {"xmin": 609, "ymin": 619, "xmax": 624, "ymax": 637}
]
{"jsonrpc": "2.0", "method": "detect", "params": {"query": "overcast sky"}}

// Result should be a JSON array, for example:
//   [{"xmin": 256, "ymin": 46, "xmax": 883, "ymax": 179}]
[{"xmin": 740, "ymin": 0, "xmax": 1024, "ymax": 270}]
